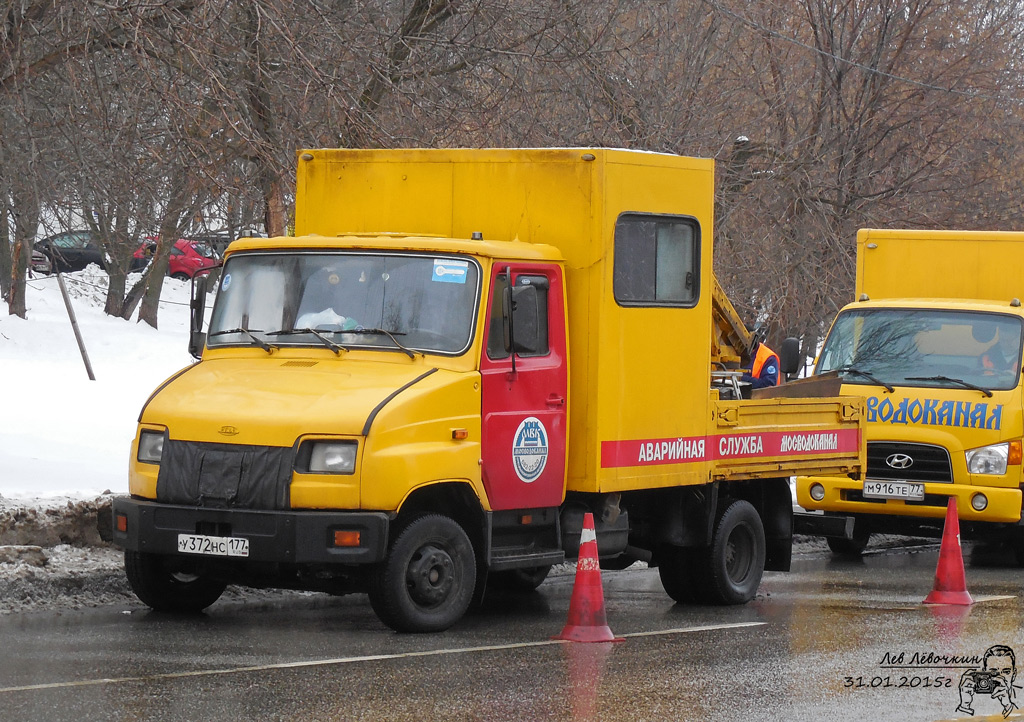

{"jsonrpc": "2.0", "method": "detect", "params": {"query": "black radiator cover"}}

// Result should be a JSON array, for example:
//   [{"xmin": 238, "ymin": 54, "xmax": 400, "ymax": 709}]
[{"xmin": 156, "ymin": 439, "xmax": 294, "ymax": 510}]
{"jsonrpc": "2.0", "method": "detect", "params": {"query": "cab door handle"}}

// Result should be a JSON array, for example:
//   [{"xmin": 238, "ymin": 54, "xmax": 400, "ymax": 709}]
[{"xmin": 546, "ymin": 395, "xmax": 566, "ymax": 408}]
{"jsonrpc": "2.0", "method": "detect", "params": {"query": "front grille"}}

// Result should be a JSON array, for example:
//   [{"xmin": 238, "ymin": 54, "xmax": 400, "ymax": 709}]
[
  {"xmin": 157, "ymin": 440, "xmax": 294, "ymax": 510},
  {"xmin": 867, "ymin": 442, "xmax": 952, "ymax": 483}
]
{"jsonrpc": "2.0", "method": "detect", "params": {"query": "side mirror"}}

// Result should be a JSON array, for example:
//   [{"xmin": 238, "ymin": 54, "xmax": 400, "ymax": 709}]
[
  {"xmin": 188, "ymin": 273, "xmax": 209, "ymax": 359},
  {"xmin": 780, "ymin": 337, "xmax": 801, "ymax": 378},
  {"xmin": 511, "ymin": 284, "xmax": 540, "ymax": 354}
]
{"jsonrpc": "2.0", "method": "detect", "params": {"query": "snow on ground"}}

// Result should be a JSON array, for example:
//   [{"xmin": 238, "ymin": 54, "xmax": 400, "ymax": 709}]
[
  {"xmin": 0, "ymin": 269, "xmax": 199, "ymax": 612},
  {"xmin": 0, "ymin": 266, "xmax": 195, "ymax": 500}
]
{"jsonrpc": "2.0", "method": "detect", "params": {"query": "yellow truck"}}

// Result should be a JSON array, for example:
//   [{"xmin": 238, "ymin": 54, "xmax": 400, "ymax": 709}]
[
  {"xmin": 112, "ymin": 148, "xmax": 864, "ymax": 632},
  {"xmin": 797, "ymin": 229, "xmax": 1024, "ymax": 557}
]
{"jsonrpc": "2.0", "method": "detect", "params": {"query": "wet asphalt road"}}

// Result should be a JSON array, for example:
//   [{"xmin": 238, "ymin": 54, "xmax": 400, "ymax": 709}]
[{"xmin": 0, "ymin": 542, "xmax": 1022, "ymax": 722}]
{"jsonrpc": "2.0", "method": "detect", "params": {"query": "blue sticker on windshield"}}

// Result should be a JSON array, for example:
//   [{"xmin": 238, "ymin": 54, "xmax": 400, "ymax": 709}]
[
  {"xmin": 221, "ymin": 273, "xmax": 232, "ymax": 291},
  {"xmin": 432, "ymin": 259, "xmax": 468, "ymax": 284}
]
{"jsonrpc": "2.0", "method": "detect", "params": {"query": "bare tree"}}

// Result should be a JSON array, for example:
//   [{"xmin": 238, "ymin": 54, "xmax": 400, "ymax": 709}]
[
  {"xmin": 709, "ymin": 0, "xmax": 1024, "ymax": 344},
  {"xmin": 4, "ymin": 0, "xmax": 1024, "ymax": 339}
]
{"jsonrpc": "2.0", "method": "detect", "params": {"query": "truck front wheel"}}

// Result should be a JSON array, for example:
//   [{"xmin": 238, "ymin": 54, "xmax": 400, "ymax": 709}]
[
  {"xmin": 369, "ymin": 514, "xmax": 477, "ymax": 633},
  {"xmin": 699, "ymin": 499, "xmax": 766, "ymax": 605},
  {"xmin": 124, "ymin": 550, "xmax": 227, "ymax": 613}
]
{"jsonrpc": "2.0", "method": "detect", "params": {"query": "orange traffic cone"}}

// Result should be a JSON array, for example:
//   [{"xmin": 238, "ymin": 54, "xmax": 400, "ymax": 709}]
[
  {"xmin": 923, "ymin": 498, "xmax": 974, "ymax": 606},
  {"xmin": 555, "ymin": 512, "xmax": 624, "ymax": 642}
]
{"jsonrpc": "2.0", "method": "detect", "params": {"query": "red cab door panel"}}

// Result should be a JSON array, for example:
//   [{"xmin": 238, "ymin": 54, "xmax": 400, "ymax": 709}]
[{"xmin": 480, "ymin": 264, "xmax": 568, "ymax": 510}]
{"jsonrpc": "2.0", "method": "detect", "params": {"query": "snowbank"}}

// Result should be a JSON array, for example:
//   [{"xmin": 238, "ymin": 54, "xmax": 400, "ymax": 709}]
[{"xmin": 0, "ymin": 266, "xmax": 195, "ymax": 498}]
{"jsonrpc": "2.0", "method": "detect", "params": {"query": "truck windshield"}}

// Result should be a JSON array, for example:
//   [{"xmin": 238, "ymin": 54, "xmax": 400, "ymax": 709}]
[
  {"xmin": 817, "ymin": 309, "xmax": 1023, "ymax": 392},
  {"xmin": 207, "ymin": 252, "xmax": 480, "ymax": 355}
]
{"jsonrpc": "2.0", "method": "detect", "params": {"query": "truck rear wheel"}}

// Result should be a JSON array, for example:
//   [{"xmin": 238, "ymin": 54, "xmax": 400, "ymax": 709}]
[
  {"xmin": 698, "ymin": 500, "xmax": 766, "ymax": 605},
  {"xmin": 658, "ymin": 546, "xmax": 701, "ymax": 604},
  {"xmin": 369, "ymin": 514, "xmax": 476, "ymax": 633},
  {"xmin": 124, "ymin": 550, "xmax": 227, "ymax": 613}
]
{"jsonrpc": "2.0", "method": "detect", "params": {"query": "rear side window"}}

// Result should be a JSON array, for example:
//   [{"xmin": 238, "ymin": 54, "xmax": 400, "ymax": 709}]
[{"xmin": 613, "ymin": 214, "xmax": 699, "ymax": 307}]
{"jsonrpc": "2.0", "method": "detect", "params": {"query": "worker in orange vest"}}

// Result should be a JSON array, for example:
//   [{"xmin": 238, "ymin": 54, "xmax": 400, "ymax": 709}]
[{"xmin": 741, "ymin": 327, "xmax": 781, "ymax": 389}]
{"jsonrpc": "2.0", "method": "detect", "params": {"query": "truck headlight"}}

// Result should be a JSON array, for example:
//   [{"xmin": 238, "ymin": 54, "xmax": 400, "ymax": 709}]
[
  {"xmin": 966, "ymin": 442, "xmax": 1009, "ymax": 475},
  {"xmin": 309, "ymin": 442, "xmax": 357, "ymax": 474},
  {"xmin": 137, "ymin": 431, "xmax": 164, "ymax": 464}
]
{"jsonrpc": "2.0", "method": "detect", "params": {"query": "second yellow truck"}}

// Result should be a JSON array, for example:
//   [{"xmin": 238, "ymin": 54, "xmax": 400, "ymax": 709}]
[
  {"xmin": 799, "ymin": 229, "xmax": 1024, "ymax": 558},
  {"xmin": 112, "ymin": 149, "xmax": 865, "ymax": 632}
]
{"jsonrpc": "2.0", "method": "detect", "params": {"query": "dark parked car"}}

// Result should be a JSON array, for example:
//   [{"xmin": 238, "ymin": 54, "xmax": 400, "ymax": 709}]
[{"xmin": 33, "ymin": 230, "xmax": 148, "ymax": 274}]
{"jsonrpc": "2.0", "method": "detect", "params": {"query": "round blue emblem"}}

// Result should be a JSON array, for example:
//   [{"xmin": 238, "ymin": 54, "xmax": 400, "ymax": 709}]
[{"xmin": 512, "ymin": 417, "xmax": 548, "ymax": 483}]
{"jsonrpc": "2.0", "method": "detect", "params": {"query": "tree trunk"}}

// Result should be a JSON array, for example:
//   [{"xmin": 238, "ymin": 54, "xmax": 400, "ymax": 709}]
[
  {"xmin": 265, "ymin": 176, "xmax": 286, "ymax": 237},
  {"xmin": 101, "ymin": 212, "xmax": 135, "ymax": 317},
  {"xmin": 135, "ymin": 226, "xmax": 177, "ymax": 327},
  {"xmin": 120, "ymin": 265, "xmax": 153, "ymax": 322},
  {"xmin": 0, "ymin": 195, "xmax": 11, "ymax": 299},
  {"xmin": 5, "ymin": 187, "xmax": 39, "ymax": 319},
  {"xmin": 242, "ymin": 4, "xmax": 286, "ymax": 239},
  {"xmin": 138, "ymin": 168, "xmax": 206, "ymax": 327}
]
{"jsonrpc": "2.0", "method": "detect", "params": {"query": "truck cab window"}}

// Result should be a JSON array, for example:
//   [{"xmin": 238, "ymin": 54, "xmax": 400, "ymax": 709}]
[
  {"xmin": 818, "ymin": 309, "xmax": 1024, "ymax": 391},
  {"xmin": 209, "ymin": 252, "xmax": 480, "ymax": 355},
  {"xmin": 487, "ymin": 274, "xmax": 511, "ymax": 359},
  {"xmin": 614, "ymin": 213, "xmax": 699, "ymax": 307}
]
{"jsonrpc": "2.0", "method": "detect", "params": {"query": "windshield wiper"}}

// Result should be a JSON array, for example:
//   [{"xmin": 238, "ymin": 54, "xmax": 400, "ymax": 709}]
[
  {"xmin": 208, "ymin": 328, "xmax": 276, "ymax": 354},
  {"xmin": 832, "ymin": 365, "xmax": 895, "ymax": 393},
  {"xmin": 342, "ymin": 328, "xmax": 417, "ymax": 359},
  {"xmin": 905, "ymin": 375, "xmax": 993, "ymax": 398},
  {"xmin": 266, "ymin": 328, "xmax": 347, "ymax": 355}
]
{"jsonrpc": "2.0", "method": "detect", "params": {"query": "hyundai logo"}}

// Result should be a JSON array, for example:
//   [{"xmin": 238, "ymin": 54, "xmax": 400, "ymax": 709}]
[{"xmin": 885, "ymin": 453, "xmax": 914, "ymax": 470}]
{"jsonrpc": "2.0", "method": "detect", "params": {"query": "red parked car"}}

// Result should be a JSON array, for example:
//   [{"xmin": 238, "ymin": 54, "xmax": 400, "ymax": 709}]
[{"xmin": 135, "ymin": 238, "xmax": 221, "ymax": 280}]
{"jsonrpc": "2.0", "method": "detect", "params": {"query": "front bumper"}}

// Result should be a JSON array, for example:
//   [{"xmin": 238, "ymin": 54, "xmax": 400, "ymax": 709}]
[
  {"xmin": 112, "ymin": 497, "xmax": 390, "ymax": 564},
  {"xmin": 796, "ymin": 476, "xmax": 1022, "ymax": 524}
]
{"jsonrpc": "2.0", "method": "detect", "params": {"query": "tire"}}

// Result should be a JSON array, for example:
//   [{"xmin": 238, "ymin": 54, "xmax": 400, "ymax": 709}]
[
  {"xmin": 599, "ymin": 554, "xmax": 638, "ymax": 571},
  {"xmin": 696, "ymin": 499, "xmax": 766, "ymax": 605},
  {"xmin": 488, "ymin": 565, "xmax": 551, "ymax": 592},
  {"xmin": 1009, "ymin": 534, "xmax": 1024, "ymax": 567},
  {"xmin": 1014, "ymin": 545, "xmax": 1024, "ymax": 568},
  {"xmin": 368, "ymin": 514, "xmax": 477, "ymax": 633},
  {"xmin": 827, "ymin": 529, "xmax": 871, "ymax": 557},
  {"xmin": 171, "ymin": 272, "xmax": 190, "ymax": 281},
  {"xmin": 124, "ymin": 550, "xmax": 227, "ymax": 613},
  {"xmin": 658, "ymin": 545, "xmax": 702, "ymax": 604}
]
